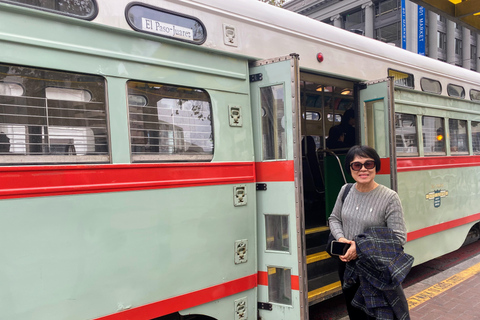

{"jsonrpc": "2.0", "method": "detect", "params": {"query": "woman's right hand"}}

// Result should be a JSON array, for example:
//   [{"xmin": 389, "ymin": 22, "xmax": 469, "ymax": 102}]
[{"xmin": 339, "ymin": 238, "xmax": 357, "ymax": 262}]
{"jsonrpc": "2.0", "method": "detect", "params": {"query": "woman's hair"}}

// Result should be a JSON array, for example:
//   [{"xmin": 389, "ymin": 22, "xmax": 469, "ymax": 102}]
[{"xmin": 344, "ymin": 145, "xmax": 381, "ymax": 173}]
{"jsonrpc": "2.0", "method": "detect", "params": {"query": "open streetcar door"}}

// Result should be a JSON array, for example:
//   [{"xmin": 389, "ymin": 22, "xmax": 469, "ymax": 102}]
[
  {"xmin": 249, "ymin": 54, "xmax": 308, "ymax": 320},
  {"xmin": 358, "ymin": 77, "xmax": 397, "ymax": 190}
]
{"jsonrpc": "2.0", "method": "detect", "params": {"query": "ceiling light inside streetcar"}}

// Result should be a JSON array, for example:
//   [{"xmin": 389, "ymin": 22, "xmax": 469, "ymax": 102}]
[
  {"xmin": 437, "ymin": 134, "xmax": 444, "ymax": 141},
  {"xmin": 341, "ymin": 89, "xmax": 352, "ymax": 95}
]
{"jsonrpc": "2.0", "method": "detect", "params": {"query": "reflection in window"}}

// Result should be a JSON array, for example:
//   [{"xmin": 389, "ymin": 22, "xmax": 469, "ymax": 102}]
[
  {"xmin": 0, "ymin": 64, "xmax": 108, "ymax": 163},
  {"xmin": 261, "ymin": 85, "xmax": 286, "ymax": 160},
  {"xmin": 127, "ymin": 81, "xmax": 213, "ymax": 162},
  {"xmin": 265, "ymin": 215, "xmax": 289, "ymax": 252},
  {"xmin": 472, "ymin": 121, "xmax": 480, "ymax": 155},
  {"xmin": 470, "ymin": 89, "xmax": 480, "ymax": 102},
  {"xmin": 267, "ymin": 266, "xmax": 292, "ymax": 305},
  {"xmin": 420, "ymin": 78, "xmax": 442, "ymax": 94},
  {"xmin": 423, "ymin": 116, "xmax": 445, "ymax": 156},
  {"xmin": 304, "ymin": 111, "xmax": 321, "ymax": 121},
  {"xmin": 0, "ymin": 82, "xmax": 23, "ymax": 96},
  {"xmin": 449, "ymin": 119, "xmax": 468, "ymax": 155},
  {"xmin": 447, "ymin": 84, "xmax": 465, "ymax": 98},
  {"xmin": 395, "ymin": 113, "xmax": 418, "ymax": 156},
  {"xmin": 0, "ymin": 0, "xmax": 98, "ymax": 19}
]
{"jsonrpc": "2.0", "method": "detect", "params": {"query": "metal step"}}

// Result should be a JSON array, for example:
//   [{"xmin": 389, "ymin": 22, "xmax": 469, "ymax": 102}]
[{"xmin": 307, "ymin": 271, "xmax": 342, "ymax": 305}]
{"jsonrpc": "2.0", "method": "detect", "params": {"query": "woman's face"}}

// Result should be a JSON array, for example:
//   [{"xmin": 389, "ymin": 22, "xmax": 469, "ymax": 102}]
[{"xmin": 350, "ymin": 155, "xmax": 376, "ymax": 185}]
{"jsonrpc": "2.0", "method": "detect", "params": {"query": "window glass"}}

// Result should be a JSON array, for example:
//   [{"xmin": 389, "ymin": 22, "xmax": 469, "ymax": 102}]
[
  {"xmin": 375, "ymin": 22, "xmax": 401, "ymax": 46},
  {"xmin": 449, "ymin": 119, "xmax": 468, "ymax": 155},
  {"xmin": 0, "ymin": 82, "xmax": 23, "ymax": 96},
  {"xmin": 470, "ymin": 89, "xmax": 480, "ymax": 102},
  {"xmin": 423, "ymin": 116, "xmax": 445, "ymax": 156},
  {"xmin": 126, "ymin": 4, "xmax": 206, "ymax": 44},
  {"xmin": 395, "ymin": 113, "xmax": 418, "ymax": 156},
  {"xmin": 388, "ymin": 69, "xmax": 414, "ymax": 89},
  {"xmin": 420, "ymin": 78, "xmax": 442, "ymax": 94},
  {"xmin": 127, "ymin": 81, "xmax": 213, "ymax": 162},
  {"xmin": 267, "ymin": 266, "xmax": 292, "ymax": 305},
  {"xmin": 447, "ymin": 84, "xmax": 465, "ymax": 98},
  {"xmin": 261, "ymin": 85, "xmax": 286, "ymax": 160},
  {"xmin": 304, "ymin": 111, "xmax": 321, "ymax": 121},
  {"xmin": 0, "ymin": 64, "xmax": 108, "ymax": 163},
  {"xmin": 265, "ymin": 215, "xmax": 289, "ymax": 252},
  {"xmin": 0, "ymin": 0, "xmax": 97, "ymax": 19},
  {"xmin": 472, "ymin": 121, "xmax": 480, "ymax": 154},
  {"xmin": 376, "ymin": 0, "xmax": 400, "ymax": 16}
]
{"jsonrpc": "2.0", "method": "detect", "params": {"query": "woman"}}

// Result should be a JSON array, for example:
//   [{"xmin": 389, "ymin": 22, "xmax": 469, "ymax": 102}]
[{"xmin": 328, "ymin": 145, "xmax": 409, "ymax": 320}]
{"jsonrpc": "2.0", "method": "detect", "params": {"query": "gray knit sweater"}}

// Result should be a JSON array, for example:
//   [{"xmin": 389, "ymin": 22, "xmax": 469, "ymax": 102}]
[{"xmin": 328, "ymin": 184, "xmax": 407, "ymax": 245}]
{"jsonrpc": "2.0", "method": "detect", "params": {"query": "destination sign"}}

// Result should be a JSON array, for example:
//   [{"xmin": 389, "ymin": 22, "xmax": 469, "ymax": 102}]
[{"xmin": 141, "ymin": 17, "xmax": 193, "ymax": 41}]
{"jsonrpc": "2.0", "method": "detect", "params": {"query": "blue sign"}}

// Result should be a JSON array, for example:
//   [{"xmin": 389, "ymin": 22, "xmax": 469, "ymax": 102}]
[
  {"xmin": 418, "ymin": 6, "xmax": 425, "ymax": 55},
  {"xmin": 402, "ymin": 0, "xmax": 407, "ymax": 49}
]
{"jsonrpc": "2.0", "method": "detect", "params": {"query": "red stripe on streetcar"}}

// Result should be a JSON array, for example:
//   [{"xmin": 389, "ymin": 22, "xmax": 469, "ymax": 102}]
[
  {"xmin": 0, "ymin": 162, "xmax": 255, "ymax": 199},
  {"xmin": 397, "ymin": 155, "xmax": 480, "ymax": 172},
  {"xmin": 257, "ymin": 271, "xmax": 300, "ymax": 291},
  {"xmin": 94, "ymin": 274, "xmax": 257, "ymax": 320},
  {"xmin": 378, "ymin": 158, "xmax": 391, "ymax": 175},
  {"xmin": 407, "ymin": 212, "xmax": 480, "ymax": 241},
  {"xmin": 255, "ymin": 161, "xmax": 294, "ymax": 182}
]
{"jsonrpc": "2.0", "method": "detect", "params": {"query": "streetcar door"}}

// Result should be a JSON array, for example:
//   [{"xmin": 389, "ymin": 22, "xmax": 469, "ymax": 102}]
[
  {"xmin": 249, "ymin": 54, "xmax": 307, "ymax": 320},
  {"xmin": 358, "ymin": 77, "xmax": 397, "ymax": 190}
]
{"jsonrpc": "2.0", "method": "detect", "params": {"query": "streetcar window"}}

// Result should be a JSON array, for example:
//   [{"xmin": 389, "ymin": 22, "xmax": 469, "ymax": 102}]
[
  {"xmin": 265, "ymin": 215, "xmax": 289, "ymax": 252},
  {"xmin": 449, "ymin": 119, "xmax": 468, "ymax": 155},
  {"xmin": 267, "ymin": 266, "xmax": 292, "ymax": 305},
  {"xmin": 0, "ymin": 63, "xmax": 109, "ymax": 163},
  {"xmin": 422, "ymin": 116, "xmax": 446, "ymax": 156},
  {"xmin": 470, "ymin": 89, "xmax": 480, "ymax": 102},
  {"xmin": 127, "ymin": 81, "xmax": 213, "ymax": 162},
  {"xmin": 45, "ymin": 87, "xmax": 92, "ymax": 102},
  {"xmin": 0, "ymin": 82, "xmax": 23, "ymax": 96},
  {"xmin": 395, "ymin": 113, "xmax": 418, "ymax": 156},
  {"xmin": 0, "ymin": 0, "xmax": 98, "ymax": 20},
  {"xmin": 303, "ymin": 111, "xmax": 321, "ymax": 121},
  {"xmin": 261, "ymin": 85, "xmax": 286, "ymax": 160},
  {"xmin": 447, "ymin": 84, "xmax": 465, "ymax": 98},
  {"xmin": 420, "ymin": 78, "xmax": 442, "ymax": 94},
  {"xmin": 472, "ymin": 121, "xmax": 480, "ymax": 155},
  {"xmin": 388, "ymin": 69, "xmax": 414, "ymax": 89},
  {"xmin": 126, "ymin": 4, "xmax": 207, "ymax": 45}
]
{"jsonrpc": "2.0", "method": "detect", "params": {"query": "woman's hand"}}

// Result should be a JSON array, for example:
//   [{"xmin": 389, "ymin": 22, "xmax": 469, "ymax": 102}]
[{"xmin": 339, "ymin": 239, "xmax": 357, "ymax": 262}]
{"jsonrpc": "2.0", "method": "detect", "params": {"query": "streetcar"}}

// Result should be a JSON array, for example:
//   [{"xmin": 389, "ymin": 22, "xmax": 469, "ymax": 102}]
[{"xmin": 1, "ymin": 0, "xmax": 480, "ymax": 320}]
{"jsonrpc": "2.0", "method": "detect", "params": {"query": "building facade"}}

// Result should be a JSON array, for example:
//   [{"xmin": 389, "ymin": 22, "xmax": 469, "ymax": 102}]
[{"xmin": 283, "ymin": 0, "xmax": 480, "ymax": 72}]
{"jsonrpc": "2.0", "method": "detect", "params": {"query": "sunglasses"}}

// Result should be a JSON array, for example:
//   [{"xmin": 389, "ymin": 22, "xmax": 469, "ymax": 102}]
[{"xmin": 350, "ymin": 160, "xmax": 376, "ymax": 171}]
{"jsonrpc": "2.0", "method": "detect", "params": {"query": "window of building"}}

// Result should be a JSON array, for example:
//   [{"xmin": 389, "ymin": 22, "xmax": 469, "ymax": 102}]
[
  {"xmin": 420, "ymin": 78, "xmax": 442, "ymax": 94},
  {"xmin": 0, "ymin": 64, "xmax": 109, "ymax": 163},
  {"xmin": 449, "ymin": 119, "xmax": 468, "ymax": 155},
  {"xmin": 395, "ymin": 113, "xmax": 418, "ymax": 156},
  {"xmin": 447, "ymin": 84, "xmax": 465, "ymax": 98},
  {"xmin": 344, "ymin": 8, "xmax": 364, "ymax": 31},
  {"xmin": 423, "ymin": 116, "xmax": 445, "ymax": 156},
  {"xmin": 0, "ymin": 0, "xmax": 98, "ymax": 19},
  {"xmin": 438, "ymin": 31, "xmax": 447, "ymax": 50},
  {"xmin": 375, "ymin": 0, "xmax": 400, "ymax": 16},
  {"xmin": 127, "ymin": 81, "xmax": 213, "ymax": 162},
  {"xmin": 375, "ymin": 22, "xmax": 401, "ymax": 46},
  {"xmin": 471, "ymin": 45, "xmax": 477, "ymax": 71},
  {"xmin": 455, "ymin": 38, "xmax": 463, "ymax": 56}
]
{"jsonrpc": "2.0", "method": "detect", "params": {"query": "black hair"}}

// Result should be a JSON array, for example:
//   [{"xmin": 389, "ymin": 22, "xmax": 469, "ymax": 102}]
[
  {"xmin": 344, "ymin": 145, "xmax": 381, "ymax": 173},
  {"xmin": 341, "ymin": 108, "xmax": 355, "ymax": 125}
]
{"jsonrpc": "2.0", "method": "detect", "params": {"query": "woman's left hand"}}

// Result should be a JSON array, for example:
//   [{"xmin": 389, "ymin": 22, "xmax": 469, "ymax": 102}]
[{"xmin": 339, "ymin": 240, "xmax": 357, "ymax": 262}]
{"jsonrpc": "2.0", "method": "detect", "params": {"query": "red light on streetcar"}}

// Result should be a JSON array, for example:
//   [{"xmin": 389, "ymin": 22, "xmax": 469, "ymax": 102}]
[{"xmin": 317, "ymin": 52, "xmax": 324, "ymax": 62}]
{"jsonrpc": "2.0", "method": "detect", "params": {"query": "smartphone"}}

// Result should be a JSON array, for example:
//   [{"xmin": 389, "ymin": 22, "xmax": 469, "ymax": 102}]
[{"xmin": 330, "ymin": 241, "xmax": 351, "ymax": 256}]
